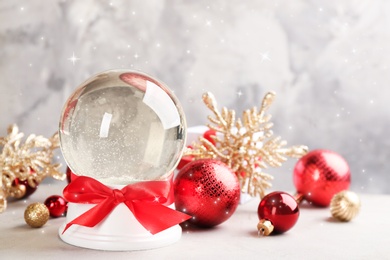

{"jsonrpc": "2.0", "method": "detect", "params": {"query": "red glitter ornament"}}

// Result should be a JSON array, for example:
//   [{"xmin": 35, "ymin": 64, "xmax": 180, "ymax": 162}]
[
  {"xmin": 257, "ymin": 191, "xmax": 299, "ymax": 235},
  {"xmin": 293, "ymin": 149, "xmax": 351, "ymax": 207},
  {"xmin": 44, "ymin": 195, "xmax": 68, "ymax": 218},
  {"xmin": 174, "ymin": 159, "xmax": 240, "ymax": 227}
]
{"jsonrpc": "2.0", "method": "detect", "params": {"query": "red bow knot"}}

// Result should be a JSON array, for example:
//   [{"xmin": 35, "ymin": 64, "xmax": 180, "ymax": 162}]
[
  {"xmin": 62, "ymin": 175, "xmax": 191, "ymax": 235},
  {"xmin": 112, "ymin": 189, "xmax": 125, "ymax": 203}
]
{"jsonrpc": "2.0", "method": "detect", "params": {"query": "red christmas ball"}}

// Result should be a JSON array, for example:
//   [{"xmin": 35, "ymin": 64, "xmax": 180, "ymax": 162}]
[
  {"xmin": 12, "ymin": 168, "xmax": 38, "ymax": 199},
  {"xmin": 257, "ymin": 191, "xmax": 299, "ymax": 234},
  {"xmin": 203, "ymin": 129, "xmax": 217, "ymax": 145},
  {"xmin": 44, "ymin": 195, "xmax": 68, "ymax": 217},
  {"xmin": 293, "ymin": 149, "xmax": 351, "ymax": 207},
  {"xmin": 174, "ymin": 159, "xmax": 240, "ymax": 227},
  {"xmin": 12, "ymin": 179, "xmax": 38, "ymax": 199}
]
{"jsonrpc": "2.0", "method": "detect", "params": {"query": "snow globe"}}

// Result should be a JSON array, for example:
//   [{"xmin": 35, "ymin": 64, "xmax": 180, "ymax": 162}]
[{"xmin": 58, "ymin": 70, "xmax": 189, "ymax": 250}]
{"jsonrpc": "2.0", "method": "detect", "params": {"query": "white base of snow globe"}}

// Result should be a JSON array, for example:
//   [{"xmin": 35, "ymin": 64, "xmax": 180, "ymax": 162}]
[{"xmin": 59, "ymin": 202, "xmax": 182, "ymax": 251}]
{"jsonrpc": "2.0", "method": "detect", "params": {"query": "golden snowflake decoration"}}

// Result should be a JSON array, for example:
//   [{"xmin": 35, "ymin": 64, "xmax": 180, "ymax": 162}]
[
  {"xmin": 185, "ymin": 92, "xmax": 308, "ymax": 198},
  {"xmin": 0, "ymin": 124, "xmax": 65, "ymax": 212}
]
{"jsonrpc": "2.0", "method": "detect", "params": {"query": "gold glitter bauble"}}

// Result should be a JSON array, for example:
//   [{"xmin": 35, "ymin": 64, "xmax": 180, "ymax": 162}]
[
  {"xmin": 24, "ymin": 203, "xmax": 50, "ymax": 228},
  {"xmin": 330, "ymin": 190, "xmax": 361, "ymax": 222}
]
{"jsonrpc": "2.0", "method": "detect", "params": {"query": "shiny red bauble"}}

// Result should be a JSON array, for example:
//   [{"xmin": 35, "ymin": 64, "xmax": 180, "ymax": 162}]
[
  {"xmin": 203, "ymin": 129, "xmax": 217, "ymax": 145},
  {"xmin": 293, "ymin": 149, "xmax": 351, "ymax": 207},
  {"xmin": 44, "ymin": 195, "xmax": 68, "ymax": 217},
  {"xmin": 12, "ymin": 168, "xmax": 38, "ymax": 199},
  {"xmin": 12, "ymin": 178, "xmax": 38, "ymax": 199},
  {"xmin": 258, "ymin": 191, "xmax": 299, "ymax": 234},
  {"xmin": 174, "ymin": 159, "xmax": 240, "ymax": 227}
]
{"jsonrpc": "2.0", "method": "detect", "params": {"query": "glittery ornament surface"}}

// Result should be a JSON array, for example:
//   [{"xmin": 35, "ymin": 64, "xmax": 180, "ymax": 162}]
[
  {"xmin": 174, "ymin": 159, "xmax": 240, "ymax": 227},
  {"xmin": 293, "ymin": 150, "xmax": 351, "ymax": 207},
  {"xmin": 59, "ymin": 70, "xmax": 186, "ymax": 185},
  {"xmin": 24, "ymin": 202, "xmax": 50, "ymax": 228}
]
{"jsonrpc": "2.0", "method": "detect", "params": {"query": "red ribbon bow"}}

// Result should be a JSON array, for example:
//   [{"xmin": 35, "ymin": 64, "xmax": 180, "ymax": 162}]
[{"xmin": 62, "ymin": 175, "xmax": 191, "ymax": 235}]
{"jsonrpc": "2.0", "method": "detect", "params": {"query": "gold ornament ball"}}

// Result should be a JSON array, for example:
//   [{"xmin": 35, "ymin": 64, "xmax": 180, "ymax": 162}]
[
  {"xmin": 330, "ymin": 190, "xmax": 361, "ymax": 222},
  {"xmin": 24, "ymin": 203, "xmax": 50, "ymax": 228}
]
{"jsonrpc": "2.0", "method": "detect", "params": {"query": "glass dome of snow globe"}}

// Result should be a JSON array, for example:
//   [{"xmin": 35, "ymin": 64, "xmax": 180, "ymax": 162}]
[{"xmin": 59, "ymin": 70, "xmax": 186, "ymax": 185}]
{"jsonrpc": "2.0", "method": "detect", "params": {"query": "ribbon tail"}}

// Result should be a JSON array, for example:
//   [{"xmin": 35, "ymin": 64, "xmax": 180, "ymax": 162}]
[
  {"xmin": 62, "ymin": 198, "xmax": 117, "ymax": 234},
  {"xmin": 128, "ymin": 202, "xmax": 192, "ymax": 235}
]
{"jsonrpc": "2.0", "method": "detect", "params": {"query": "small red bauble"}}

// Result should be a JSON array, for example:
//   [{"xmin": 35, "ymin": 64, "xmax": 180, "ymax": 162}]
[
  {"xmin": 174, "ymin": 159, "xmax": 240, "ymax": 227},
  {"xmin": 203, "ymin": 129, "xmax": 217, "ymax": 145},
  {"xmin": 257, "ymin": 191, "xmax": 299, "ymax": 235},
  {"xmin": 44, "ymin": 195, "xmax": 68, "ymax": 218},
  {"xmin": 293, "ymin": 149, "xmax": 351, "ymax": 207},
  {"xmin": 12, "ymin": 168, "xmax": 37, "ymax": 199},
  {"xmin": 12, "ymin": 178, "xmax": 38, "ymax": 199}
]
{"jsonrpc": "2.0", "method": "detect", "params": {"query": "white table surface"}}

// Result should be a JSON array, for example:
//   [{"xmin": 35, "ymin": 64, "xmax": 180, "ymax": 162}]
[{"xmin": 1, "ymin": 181, "xmax": 389, "ymax": 259}]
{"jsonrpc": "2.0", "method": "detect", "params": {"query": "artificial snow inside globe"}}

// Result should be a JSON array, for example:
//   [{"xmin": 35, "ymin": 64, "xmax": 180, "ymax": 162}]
[{"xmin": 58, "ymin": 70, "xmax": 189, "ymax": 251}]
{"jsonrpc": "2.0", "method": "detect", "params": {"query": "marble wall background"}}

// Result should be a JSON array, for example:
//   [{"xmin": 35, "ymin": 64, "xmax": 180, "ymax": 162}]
[{"xmin": 1, "ymin": 0, "xmax": 389, "ymax": 194}]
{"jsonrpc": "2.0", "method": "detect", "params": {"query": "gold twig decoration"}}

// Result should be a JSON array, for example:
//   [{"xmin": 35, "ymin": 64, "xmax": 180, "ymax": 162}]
[
  {"xmin": 186, "ymin": 92, "xmax": 308, "ymax": 198},
  {"xmin": 0, "ymin": 124, "xmax": 65, "ymax": 212}
]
